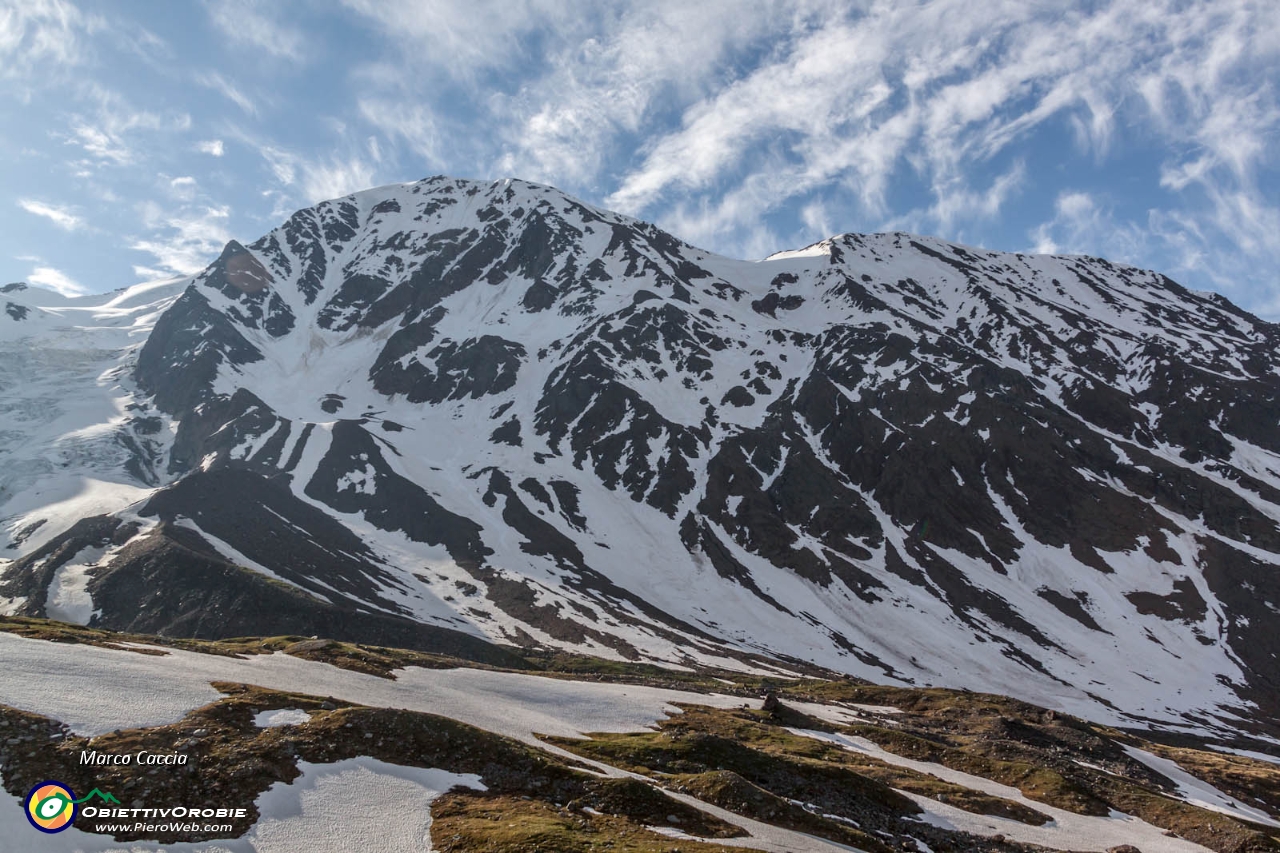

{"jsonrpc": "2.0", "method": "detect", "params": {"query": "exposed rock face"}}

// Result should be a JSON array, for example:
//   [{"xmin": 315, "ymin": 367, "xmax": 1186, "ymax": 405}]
[
  {"xmin": 0, "ymin": 515, "xmax": 522, "ymax": 667},
  {"xmin": 134, "ymin": 289, "xmax": 264, "ymax": 416},
  {"xmin": 4, "ymin": 176, "xmax": 1280, "ymax": 741}
]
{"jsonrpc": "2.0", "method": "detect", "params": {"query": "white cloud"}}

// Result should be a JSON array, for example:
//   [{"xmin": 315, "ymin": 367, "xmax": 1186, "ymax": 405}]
[
  {"xmin": 260, "ymin": 188, "xmax": 296, "ymax": 221},
  {"xmin": 1027, "ymin": 191, "xmax": 1203, "ymax": 299},
  {"xmin": 0, "ymin": 0, "xmax": 97, "ymax": 80},
  {"xmin": 17, "ymin": 198, "xmax": 83, "ymax": 230},
  {"xmin": 206, "ymin": 0, "xmax": 306, "ymax": 63},
  {"xmin": 1057, "ymin": 191, "xmax": 1095, "ymax": 223},
  {"xmin": 926, "ymin": 161, "xmax": 1026, "ymax": 232},
  {"xmin": 341, "ymin": 0, "xmax": 581, "ymax": 77},
  {"xmin": 1030, "ymin": 191, "xmax": 1098, "ymax": 255},
  {"xmin": 337, "ymin": 0, "xmax": 1277, "ymax": 280},
  {"xmin": 259, "ymin": 145, "xmax": 297, "ymax": 186},
  {"xmin": 131, "ymin": 202, "xmax": 234, "ymax": 277},
  {"xmin": 606, "ymin": 13, "xmax": 902, "ymax": 215},
  {"xmin": 358, "ymin": 100, "xmax": 441, "ymax": 167},
  {"xmin": 299, "ymin": 155, "xmax": 378, "ymax": 204},
  {"xmin": 27, "ymin": 265, "xmax": 87, "ymax": 296},
  {"xmin": 69, "ymin": 122, "xmax": 130, "ymax": 162},
  {"xmin": 196, "ymin": 71, "xmax": 257, "ymax": 115},
  {"xmin": 131, "ymin": 265, "xmax": 175, "ymax": 281},
  {"xmin": 499, "ymin": 1, "xmax": 813, "ymax": 190},
  {"xmin": 4, "ymin": 0, "xmax": 1276, "ymax": 312},
  {"xmin": 257, "ymin": 142, "xmax": 380, "ymax": 204},
  {"xmin": 595, "ymin": 0, "xmax": 1279, "ymax": 268},
  {"xmin": 63, "ymin": 85, "xmax": 188, "ymax": 165},
  {"xmin": 169, "ymin": 176, "xmax": 198, "ymax": 200},
  {"xmin": 345, "ymin": 0, "xmax": 809, "ymax": 192}
]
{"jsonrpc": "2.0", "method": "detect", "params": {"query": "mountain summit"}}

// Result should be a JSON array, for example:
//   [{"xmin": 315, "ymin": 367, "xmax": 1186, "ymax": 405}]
[{"xmin": 3, "ymin": 176, "xmax": 1279, "ymax": 741}]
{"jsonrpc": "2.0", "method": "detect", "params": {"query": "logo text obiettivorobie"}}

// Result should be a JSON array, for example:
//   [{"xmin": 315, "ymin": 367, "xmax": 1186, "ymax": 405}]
[{"xmin": 23, "ymin": 780, "xmax": 247, "ymax": 835}]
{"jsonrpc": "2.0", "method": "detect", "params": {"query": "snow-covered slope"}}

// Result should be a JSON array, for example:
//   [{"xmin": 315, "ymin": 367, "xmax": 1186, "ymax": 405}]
[
  {"xmin": 0, "ymin": 280, "xmax": 182, "ymax": 552},
  {"xmin": 4, "ymin": 176, "xmax": 1280, "ymax": 741}
]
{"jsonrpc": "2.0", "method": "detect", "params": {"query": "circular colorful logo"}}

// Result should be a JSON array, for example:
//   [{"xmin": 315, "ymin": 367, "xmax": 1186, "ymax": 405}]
[{"xmin": 25, "ymin": 781, "xmax": 77, "ymax": 833}]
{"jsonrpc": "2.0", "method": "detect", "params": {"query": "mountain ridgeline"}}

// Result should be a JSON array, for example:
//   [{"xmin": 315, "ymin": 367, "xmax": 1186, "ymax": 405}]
[{"xmin": 2, "ymin": 176, "xmax": 1279, "ymax": 741}]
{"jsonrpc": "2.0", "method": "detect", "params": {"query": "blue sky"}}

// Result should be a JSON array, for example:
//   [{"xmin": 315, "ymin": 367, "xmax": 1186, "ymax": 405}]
[{"xmin": 2, "ymin": 1, "xmax": 1278, "ymax": 317}]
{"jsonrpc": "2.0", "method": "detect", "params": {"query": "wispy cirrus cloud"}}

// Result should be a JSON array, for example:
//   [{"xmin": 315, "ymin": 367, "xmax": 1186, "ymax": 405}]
[
  {"xmin": 168, "ymin": 176, "xmax": 198, "ymax": 201},
  {"xmin": 494, "ymin": 0, "xmax": 800, "ymax": 189},
  {"xmin": 299, "ymin": 155, "xmax": 379, "ymax": 204},
  {"xmin": 62, "ymin": 85, "xmax": 190, "ymax": 166},
  {"xmin": 28, "ymin": 265, "xmax": 87, "ymax": 296},
  {"xmin": 196, "ymin": 71, "xmax": 257, "ymax": 115},
  {"xmin": 253, "ymin": 134, "xmax": 384, "ymax": 205},
  {"xmin": 1030, "ymin": 191, "xmax": 1104, "ymax": 256},
  {"xmin": 68, "ymin": 122, "xmax": 132, "ymax": 163},
  {"xmin": 664, "ymin": 3, "xmax": 1272, "ymax": 312},
  {"xmin": 17, "ymin": 198, "xmax": 83, "ymax": 230},
  {"xmin": 196, "ymin": 139, "xmax": 225, "ymax": 157},
  {"xmin": 0, "ymin": 0, "xmax": 97, "ymax": 81},
  {"xmin": 357, "ymin": 100, "xmax": 442, "ymax": 169},
  {"xmin": 339, "ymin": 0, "xmax": 582, "ymax": 78},
  {"xmin": 131, "ymin": 199, "xmax": 233, "ymax": 277},
  {"xmin": 205, "ymin": 0, "xmax": 307, "ymax": 63},
  {"xmin": 1, "ymin": 0, "xmax": 1277, "ymax": 316},
  {"xmin": 602, "ymin": 6, "xmax": 1031, "ymax": 233}
]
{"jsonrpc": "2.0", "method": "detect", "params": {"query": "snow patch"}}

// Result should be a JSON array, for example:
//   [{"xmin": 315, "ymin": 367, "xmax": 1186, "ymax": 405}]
[
  {"xmin": 44, "ymin": 555, "xmax": 100, "ymax": 625},
  {"xmin": 0, "ymin": 632, "xmax": 752, "ymax": 744},
  {"xmin": 1122, "ymin": 745, "xmax": 1280, "ymax": 828},
  {"xmin": 248, "ymin": 759, "xmax": 484, "ymax": 852},
  {"xmin": 253, "ymin": 708, "xmax": 312, "ymax": 728}
]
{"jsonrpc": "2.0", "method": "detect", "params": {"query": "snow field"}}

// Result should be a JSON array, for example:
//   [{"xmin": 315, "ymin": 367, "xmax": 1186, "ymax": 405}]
[
  {"xmin": 0, "ymin": 633, "xmax": 868, "ymax": 852},
  {"xmin": 0, "ymin": 631, "xmax": 753, "ymax": 744}
]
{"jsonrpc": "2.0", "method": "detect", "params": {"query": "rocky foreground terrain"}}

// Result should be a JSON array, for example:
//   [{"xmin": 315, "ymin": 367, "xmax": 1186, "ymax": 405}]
[{"xmin": 0, "ymin": 616, "xmax": 1277, "ymax": 852}]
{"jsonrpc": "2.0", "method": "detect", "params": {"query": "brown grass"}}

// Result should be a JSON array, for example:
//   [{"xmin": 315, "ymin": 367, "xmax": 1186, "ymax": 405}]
[{"xmin": 430, "ymin": 791, "xmax": 759, "ymax": 853}]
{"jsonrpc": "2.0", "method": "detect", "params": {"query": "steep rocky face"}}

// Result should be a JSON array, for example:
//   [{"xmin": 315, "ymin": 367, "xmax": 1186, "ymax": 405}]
[{"xmin": 4, "ymin": 176, "xmax": 1280, "ymax": 742}]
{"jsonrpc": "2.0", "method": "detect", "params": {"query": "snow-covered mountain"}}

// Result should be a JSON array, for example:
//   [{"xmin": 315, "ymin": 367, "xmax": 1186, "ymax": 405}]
[{"xmin": 3, "ymin": 176, "xmax": 1279, "ymax": 742}]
